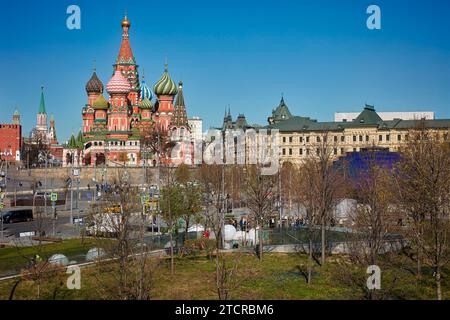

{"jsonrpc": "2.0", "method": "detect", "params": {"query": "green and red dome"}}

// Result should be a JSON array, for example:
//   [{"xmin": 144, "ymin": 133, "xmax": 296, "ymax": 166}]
[{"xmin": 85, "ymin": 71, "xmax": 104, "ymax": 94}]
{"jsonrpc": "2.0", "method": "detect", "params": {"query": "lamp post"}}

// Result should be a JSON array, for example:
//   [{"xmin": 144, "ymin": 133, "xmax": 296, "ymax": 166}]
[
  {"xmin": 70, "ymin": 155, "xmax": 74, "ymax": 224},
  {"xmin": 41, "ymin": 150, "xmax": 48, "ymax": 218},
  {"xmin": 221, "ymin": 164, "xmax": 225, "ymax": 249},
  {"xmin": 0, "ymin": 155, "xmax": 5, "ymax": 241}
]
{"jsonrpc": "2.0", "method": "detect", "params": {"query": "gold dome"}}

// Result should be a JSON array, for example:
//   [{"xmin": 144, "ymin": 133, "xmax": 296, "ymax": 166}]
[{"xmin": 121, "ymin": 15, "xmax": 131, "ymax": 28}]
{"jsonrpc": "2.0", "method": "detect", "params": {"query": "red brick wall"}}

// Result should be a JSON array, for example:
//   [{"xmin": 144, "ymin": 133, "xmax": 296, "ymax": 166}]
[
  {"xmin": 0, "ymin": 124, "xmax": 22, "ymax": 161},
  {"xmin": 49, "ymin": 145, "xmax": 64, "ymax": 161}
]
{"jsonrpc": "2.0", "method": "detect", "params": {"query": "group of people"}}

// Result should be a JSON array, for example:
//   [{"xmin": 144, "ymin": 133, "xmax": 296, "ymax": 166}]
[{"xmin": 238, "ymin": 217, "xmax": 251, "ymax": 231}]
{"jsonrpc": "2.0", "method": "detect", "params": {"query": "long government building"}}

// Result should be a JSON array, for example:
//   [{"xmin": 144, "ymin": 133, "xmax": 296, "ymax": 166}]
[{"xmin": 264, "ymin": 98, "xmax": 450, "ymax": 164}]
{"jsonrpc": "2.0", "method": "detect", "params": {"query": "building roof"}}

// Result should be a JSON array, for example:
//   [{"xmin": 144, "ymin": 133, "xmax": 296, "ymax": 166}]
[
  {"xmin": 139, "ymin": 97, "xmax": 153, "ymax": 110},
  {"xmin": 153, "ymin": 63, "xmax": 178, "ymax": 96},
  {"xmin": 92, "ymin": 94, "xmax": 109, "ymax": 110},
  {"xmin": 171, "ymin": 81, "xmax": 189, "ymax": 127},
  {"xmin": 267, "ymin": 104, "xmax": 450, "ymax": 132},
  {"xmin": 85, "ymin": 71, "xmax": 104, "ymax": 94},
  {"xmin": 68, "ymin": 134, "xmax": 77, "ymax": 149},
  {"xmin": 106, "ymin": 70, "xmax": 131, "ymax": 94},
  {"xmin": 140, "ymin": 77, "xmax": 153, "ymax": 101},
  {"xmin": 38, "ymin": 86, "xmax": 46, "ymax": 114},
  {"xmin": 353, "ymin": 104, "xmax": 383, "ymax": 125},
  {"xmin": 270, "ymin": 97, "xmax": 292, "ymax": 123},
  {"xmin": 117, "ymin": 15, "xmax": 135, "ymax": 65},
  {"xmin": 76, "ymin": 131, "xmax": 85, "ymax": 148}
]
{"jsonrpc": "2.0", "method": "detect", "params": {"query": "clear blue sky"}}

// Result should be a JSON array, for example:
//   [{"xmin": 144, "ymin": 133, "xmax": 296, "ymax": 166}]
[{"xmin": 0, "ymin": 0, "xmax": 449, "ymax": 143}]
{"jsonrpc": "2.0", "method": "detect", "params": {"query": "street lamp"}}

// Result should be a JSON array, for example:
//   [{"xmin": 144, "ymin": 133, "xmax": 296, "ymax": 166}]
[{"xmin": 0, "ymin": 155, "xmax": 5, "ymax": 241}]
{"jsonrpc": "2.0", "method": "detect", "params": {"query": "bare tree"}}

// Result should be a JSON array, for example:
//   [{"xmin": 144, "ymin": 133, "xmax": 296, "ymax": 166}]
[
  {"xmin": 175, "ymin": 164, "xmax": 202, "ymax": 236},
  {"xmin": 304, "ymin": 131, "xmax": 343, "ymax": 265},
  {"xmin": 87, "ymin": 172, "xmax": 158, "ymax": 300},
  {"xmin": 395, "ymin": 126, "xmax": 450, "ymax": 300},
  {"xmin": 198, "ymin": 164, "xmax": 243, "ymax": 300},
  {"xmin": 198, "ymin": 164, "xmax": 225, "ymax": 250},
  {"xmin": 244, "ymin": 165, "xmax": 275, "ymax": 261},
  {"xmin": 22, "ymin": 135, "xmax": 49, "ymax": 169},
  {"xmin": 294, "ymin": 163, "xmax": 321, "ymax": 284},
  {"xmin": 159, "ymin": 166, "xmax": 184, "ymax": 275},
  {"xmin": 341, "ymin": 150, "xmax": 398, "ymax": 300}
]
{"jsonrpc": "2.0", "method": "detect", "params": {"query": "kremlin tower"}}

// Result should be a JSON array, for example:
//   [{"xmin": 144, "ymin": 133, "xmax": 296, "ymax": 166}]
[
  {"xmin": 35, "ymin": 86, "xmax": 48, "ymax": 138},
  {"xmin": 31, "ymin": 86, "xmax": 60, "ymax": 146},
  {"xmin": 73, "ymin": 14, "xmax": 192, "ymax": 167}
]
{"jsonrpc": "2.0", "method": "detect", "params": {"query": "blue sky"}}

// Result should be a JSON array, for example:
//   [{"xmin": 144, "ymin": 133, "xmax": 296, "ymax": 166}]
[{"xmin": 0, "ymin": 0, "xmax": 449, "ymax": 143}]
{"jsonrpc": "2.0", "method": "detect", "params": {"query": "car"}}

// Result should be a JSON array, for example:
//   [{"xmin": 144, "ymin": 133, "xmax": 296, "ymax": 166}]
[
  {"xmin": 1, "ymin": 209, "xmax": 33, "ymax": 224},
  {"xmin": 34, "ymin": 192, "xmax": 49, "ymax": 198}
]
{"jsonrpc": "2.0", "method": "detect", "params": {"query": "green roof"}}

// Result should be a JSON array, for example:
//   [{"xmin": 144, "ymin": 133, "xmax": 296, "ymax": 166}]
[
  {"xmin": 92, "ymin": 95, "xmax": 109, "ymax": 110},
  {"xmin": 68, "ymin": 134, "xmax": 77, "ymax": 148},
  {"xmin": 271, "ymin": 97, "xmax": 292, "ymax": 122},
  {"xmin": 76, "ymin": 131, "xmax": 85, "ymax": 148},
  {"xmin": 353, "ymin": 105, "xmax": 382, "ymax": 125},
  {"xmin": 38, "ymin": 87, "xmax": 46, "ymax": 114},
  {"xmin": 267, "ymin": 105, "xmax": 450, "ymax": 132}
]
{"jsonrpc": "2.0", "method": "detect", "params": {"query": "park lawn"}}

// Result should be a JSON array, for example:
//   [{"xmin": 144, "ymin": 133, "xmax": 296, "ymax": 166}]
[
  {"xmin": 0, "ymin": 238, "xmax": 96, "ymax": 277},
  {"xmin": 0, "ymin": 251, "xmax": 448, "ymax": 300}
]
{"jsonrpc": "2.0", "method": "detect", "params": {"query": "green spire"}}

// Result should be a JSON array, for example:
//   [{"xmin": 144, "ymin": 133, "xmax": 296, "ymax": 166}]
[
  {"xmin": 68, "ymin": 134, "xmax": 77, "ymax": 149},
  {"xmin": 76, "ymin": 130, "xmax": 85, "ymax": 148},
  {"xmin": 38, "ymin": 86, "xmax": 46, "ymax": 114}
]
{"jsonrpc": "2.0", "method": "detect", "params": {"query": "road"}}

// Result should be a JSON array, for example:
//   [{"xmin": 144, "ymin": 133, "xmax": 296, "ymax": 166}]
[{"xmin": 0, "ymin": 205, "xmax": 91, "ymax": 240}]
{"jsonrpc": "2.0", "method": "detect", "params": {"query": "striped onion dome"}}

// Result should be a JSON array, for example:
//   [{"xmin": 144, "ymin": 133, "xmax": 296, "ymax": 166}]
[
  {"xmin": 92, "ymin": 94, "xmax": 109, "ymax": 110},
  {"xmin": 139, "ymin": 97, "xmax": 153, "ymax": 110},
  {"xmin": 140, "ymin": 79, "xmax": 153, "ymax": 101},
  {"xmin": 85, "ymin": 71, "xmax": 104, "ymax": 94},
  {"xmin": 106, "ymin": 70, "xmax": 131, "ymax": 94},
  {"xmin": 153, "ymin": 64, "xmax": 178, "ymax": 96}
]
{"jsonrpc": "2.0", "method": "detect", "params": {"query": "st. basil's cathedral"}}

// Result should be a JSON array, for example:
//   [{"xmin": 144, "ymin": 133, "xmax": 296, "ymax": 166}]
[{"xmin": 63, "ymin": 15, "xmax": 192, "ymax": 167}]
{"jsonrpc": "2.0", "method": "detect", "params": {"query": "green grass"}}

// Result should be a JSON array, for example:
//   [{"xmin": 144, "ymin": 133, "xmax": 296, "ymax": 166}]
[
  {"xmin": 0, "ymin": 239, "xmax": 96, "ymax": 276},
  {"xmin": 1, "ymin": 251, "xmax": 448, "ymax": 300}
]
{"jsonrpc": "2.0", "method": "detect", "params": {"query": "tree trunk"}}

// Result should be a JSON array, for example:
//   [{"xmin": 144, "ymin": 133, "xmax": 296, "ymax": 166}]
[
  {"xmin": 169, "ymin": 227, "xmax": 174, "ymax": 275},
  {"xmin": 258, "ymin": 223, "xmax": 263, "ymax": 261},
  {"xmin": 308, "ymin": 238, "xmax": 313, "ymax": 284},
  {"xmin": 216, "ymin": 248, "xmax": 221, "ymax": 300},
  {"xmin": 416, "ymin": 245, "xmax": 422, "ymax": 278},
  {"xmin": 436, "ymin": 266, "xmax": 442, "ymax": 300},
  {"xmin": 321, "ymin": 216, "xmax": 326, "ymax": 265}
]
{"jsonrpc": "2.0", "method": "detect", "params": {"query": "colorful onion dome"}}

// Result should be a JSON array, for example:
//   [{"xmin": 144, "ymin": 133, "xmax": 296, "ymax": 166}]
[
  {"xmin": 139, "ymin": 97, "xmax": 153, "ymax": 110},
  {"xmin": 153, "ymin": 63, "xmax": 178, "ymax": 96},
  {"xmin": 85, "ymin": 71, "xmax": 104, "ymax": 94},
  {"xmin": 140, "ymin": 79, "xmax": 153, "ymax": 101},
  {"xmin": 92, "ymin": 94, "xmax": 109, "ymax": 110},
  {"xmin": 106, "ymin": 70, "xmax": 131, "ymax": 94}
]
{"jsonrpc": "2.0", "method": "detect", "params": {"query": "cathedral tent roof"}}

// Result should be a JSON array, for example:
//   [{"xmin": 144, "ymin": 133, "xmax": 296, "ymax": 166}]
[
  {"xmin": 38, "ymin": 87, "xmax": 46, "ymax": 114},
  {"xmin": 172, "ymin": 81, "xmax": 189, "ymax": 127}
]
